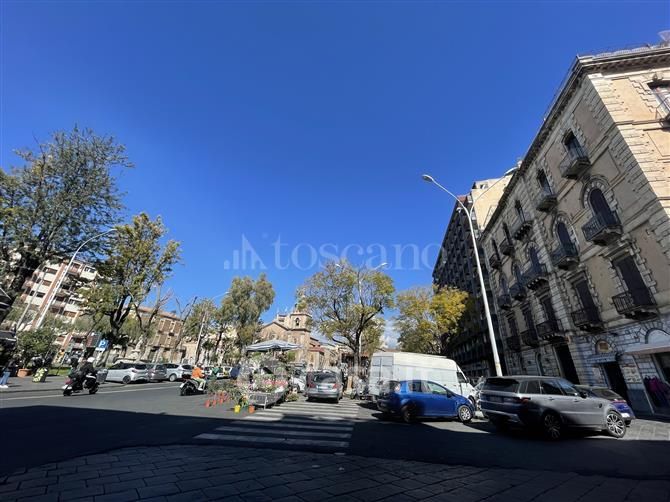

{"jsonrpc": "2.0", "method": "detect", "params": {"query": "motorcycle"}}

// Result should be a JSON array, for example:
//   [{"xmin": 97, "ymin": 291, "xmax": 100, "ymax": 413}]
[
  {"xmin": 179, "ymin": 374, "xmax": 207, "ymax": 396},
  {"xmin": 63, "ymin": 373, "xmax": 99, "ymax": 396}
]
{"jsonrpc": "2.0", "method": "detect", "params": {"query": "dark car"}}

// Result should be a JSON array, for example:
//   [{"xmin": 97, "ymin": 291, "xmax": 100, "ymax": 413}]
[
  {"xmin": 480, "ymin": 376, "xmax": 626, "ymax": 440},
  {"xmin": 377, "ymin": 380, "xmax": 474, "ymax": 424},
  {"xmin": 576, "ymin": 385, "xmax": 635, "ymax": 425}
]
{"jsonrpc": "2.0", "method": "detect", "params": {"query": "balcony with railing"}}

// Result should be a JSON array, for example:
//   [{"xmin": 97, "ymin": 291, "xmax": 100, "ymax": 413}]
[
  {"xmin": 488, "ymin": 253, "xmax": 501, "ymax": 269},
  {"xmin": 612, "ymin": 287, "xmax": 657, "ymax": 320},
  {"xmin": 510, "ymin": 282, "xmax": 526, "ymax": 301},
  {"xmin": 536, "ymin": 319, "xmax": 565, "ymax": 343},
  {"xmin": 559, "ymin": 145, "xmax": 591, "ymax": 179},
  {"xmin": 523, "ymin": 263, "xmax": 548, "ymax": 290},
  {"xmin": 535, "ymin": 187, "xmax": 558, "ymax": 212},
  {"xmin": 521, "ymin": 327, "xmax": 540, "ymax": 348},
  {"xmin": 512, "ymin": 215, "xmax": 533, "ymax": 241},
  {"xmin": 571, "ymin": 306, "xmax": 603, "ymax": 332},
  {"xmin": 506, "ymin": 336, "xmax": 521, "ymax": 352},
  {"xmin": 582, "ymin": 211, "xmax": 622, "ymax": 245},
  {"xmin": 550, "ymin": 242, "xmax": 579, "ymax": 270},
  {"xmin": 497, "ymin": 294, "xmax": 512, "ymax": 310},
  {"xmin": 500, "ymin": 238, "xmax": 514, "ymax": 256}
]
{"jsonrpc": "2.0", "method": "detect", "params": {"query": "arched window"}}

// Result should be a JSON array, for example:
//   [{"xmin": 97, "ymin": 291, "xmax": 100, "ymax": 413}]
[
  {"xmin": 295, "ymin": 318, "xmax": 300, "ymax": 327},
  {"xmin": 556, "ymin": 221, "xmax": 573, "ymax": 250},
  {"xmin": 515, "ymin": 200, "xmax": 525, "ymax": 222},
  {"xmin": 589, "ymin": 189, "xmax": 613, "ymax": 221}
]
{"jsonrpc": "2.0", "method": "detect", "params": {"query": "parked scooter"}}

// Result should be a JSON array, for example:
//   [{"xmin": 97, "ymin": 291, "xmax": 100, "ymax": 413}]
[
  {"xmin": 179, "ymin": 374, "xmax": 207, "ymax": 396},
  {"xmin": 63, "ymin": 373, "xmax": 99, "ymax": 396}
]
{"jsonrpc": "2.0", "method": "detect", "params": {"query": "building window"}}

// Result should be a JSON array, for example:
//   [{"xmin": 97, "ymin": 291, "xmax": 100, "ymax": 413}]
[
  {"xmin": 537, "ymin": 170, "xmax": 551, "ymax": 193},
  {"xmin": 512, "ymin": 264, "xmax": 523, "ymax": 285},
  {"xmin": 564, "ymin": 132, "xmax": 584, "ymax": 157},
  {"xmin": 295, "ymin": 318, "xmax": 300, "ymax": 327},
  {"xmin": 528, "ymin": 247, "xmax": 541, "ymax": 270},
  {"xmin": 506, "ymin": 314, "xmax": 519, "ymax": 337},
  {"xmin": 588, "ymin": 188, "xmax": 614, "ymax": 220},
  {"xmin": 556, "ymin": 221, "xmax": 574, "ymax": 250},
  {"xmin": 503, "ymin": 223, "xmax": 513, "ymax": 242},
  {"xmin": 514, "ymin": 200, "xmax": 525, "ymax": 222},
  {"xmin": 613, "ymin": 255, "xmax": 652, "ymax": 302},
  {"xmin": 573, "ymin": 279, "xmax": 598, "ymax": 314},
  {"xmin": 651, "ymin": 83, "xmax": 670, "ymax": 114},
  {"xmin": 492, "ymin": 239, "xmax": 500, "ymax": 258},
  {"xmin": 499, "ymin": 276, "xmax": 509, "ymax": 294}
]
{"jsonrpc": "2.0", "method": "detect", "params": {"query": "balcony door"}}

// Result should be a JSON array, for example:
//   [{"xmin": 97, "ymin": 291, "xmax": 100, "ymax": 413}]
[
  {"xmin": 589, "ymin": 189, "xmax": 613, "ymax": 223},
  {"xmin": 574, "ymin": 280, "xmax": 598, "ymax": 317},
  {"xmin": 529, "ymin": 247, "xmax": 541, "ymax": 271},
  {"xmin": 556, "ymin": 222, "xmax": 573, "ymax": 250},
  {"xmin": 614, "ymin": 255, "xmax": 651, "ymax": 303}
]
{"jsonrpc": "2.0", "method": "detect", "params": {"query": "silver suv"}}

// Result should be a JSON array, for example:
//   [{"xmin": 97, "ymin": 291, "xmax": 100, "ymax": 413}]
[
  {"xmin": 480, "ymin": 375, "xmax": 627, "ymax": 440},
  {"xmin": 164, "ymin": 363, "xmax": 193, "ymax": 382}
]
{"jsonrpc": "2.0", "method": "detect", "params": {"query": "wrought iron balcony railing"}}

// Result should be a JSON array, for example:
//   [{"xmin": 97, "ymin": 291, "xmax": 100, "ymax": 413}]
[
  {"xmin": 559, "ymin": 145, "xmax": 591, "ymax": 179},
  {"xmin": 512, "ymin": 215, "xmax": 533, "ymax": 241},
  {"xmin": 510, "ymin": 282, "xmax": 526, "ymax": 300},
  {"xmin": 523, "ymin": 263, "xmax": 549, "ymax": 290},
  {"xmin": 612, "ymin": 287, "xmax": 657, "ymax": 319},
  {"xmin": 536, "ymin": 319, "xmax": 564, "ymax": 343},
  {"xmin": 497, "ymin": 294, "xmax": 512, "ymax": 310},
  {"xmin": 582, "ymin": 211, "xmax": 622, "ymax": 245},
  {"xmin": 500, "ymin": 238, "xmax": 514, "ymax": 256},
  {"xmin": 536, "ymin": 187, "xmax": 558, "ymax": 212},
  {"xmin": 550, "ymin": 242, "xmax": 579, "ymax": 270},
  {"xmin": 521, "ymin": 327, "xmax": 540, "ymax": 348},
  {"xmin": 571, "ymin": 306, "xmax": 603, "ymax": 332}
]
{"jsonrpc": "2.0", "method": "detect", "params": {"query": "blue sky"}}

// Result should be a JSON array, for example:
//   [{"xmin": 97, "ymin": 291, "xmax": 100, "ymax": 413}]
[{"xmin": 1, "ymin": 1, "xmax": 667, "ymax": 339}]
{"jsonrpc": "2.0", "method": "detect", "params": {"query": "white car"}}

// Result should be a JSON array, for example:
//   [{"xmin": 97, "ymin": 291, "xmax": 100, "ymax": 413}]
[
  {"xmin": 164, "ymin": 363, "xmax": 193, "ymax": 382},
  {"xmin": 106, "ymin": 362, "xmax": 149, "ymax": 384}
]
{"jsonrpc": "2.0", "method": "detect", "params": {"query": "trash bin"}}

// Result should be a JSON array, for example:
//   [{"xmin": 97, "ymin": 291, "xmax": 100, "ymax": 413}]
[{"xmin": 32, "ymin": 366, "xmax": 49, "ymax": 383}]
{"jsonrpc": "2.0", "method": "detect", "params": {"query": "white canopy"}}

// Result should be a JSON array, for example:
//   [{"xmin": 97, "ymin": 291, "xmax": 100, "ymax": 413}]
[{"xmin": 245, "ymin": 339, "xmax": 302, "ymax": 353}]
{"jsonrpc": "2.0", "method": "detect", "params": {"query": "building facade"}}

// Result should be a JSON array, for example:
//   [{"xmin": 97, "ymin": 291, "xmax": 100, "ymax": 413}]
[
  {"xmin": 433, "ymin": 178, "xmax": 511, "ymax": 379},
  {"xmin": 480, "ymin": 42, "xmax": 670, "ymax": 416}
]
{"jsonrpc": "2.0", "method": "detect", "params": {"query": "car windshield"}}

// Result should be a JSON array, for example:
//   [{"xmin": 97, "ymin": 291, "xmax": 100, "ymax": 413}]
[
  {"xmin": 586, "ymin": 387, "xmax": 623, "ymax": 400},
  {"xmin": 313, "ymin": 373, "xmax": 337, "ymax": 383},
  {"xmin": 483, "ymin": 378, "xmax": 520, "ymax": 392}
]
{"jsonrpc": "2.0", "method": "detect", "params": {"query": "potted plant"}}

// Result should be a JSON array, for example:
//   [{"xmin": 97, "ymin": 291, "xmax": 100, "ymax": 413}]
[{"xmin": 15, "ymin": 328, "xmax": 57, "ymax": 377}]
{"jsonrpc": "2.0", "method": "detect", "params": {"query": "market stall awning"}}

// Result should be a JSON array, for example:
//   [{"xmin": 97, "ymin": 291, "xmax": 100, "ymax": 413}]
[
  {"xmin": 245, "ymin": 339, "xmax": 302, "ymax": 353},
  {"xmin": 625, "ymin": 341, "xmax": 670, "ymax": 356}
]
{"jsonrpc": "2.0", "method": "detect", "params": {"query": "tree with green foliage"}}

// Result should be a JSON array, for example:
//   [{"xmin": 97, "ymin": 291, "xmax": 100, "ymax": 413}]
[
  {"xmin": 299, "ymin": 261, "xmax": 395, "ymax": 377},
  {"xmin": 81, "ymin": 213, "xmax": 180, "ymax": 360},
  {"xmin": 395, "ymin": 286, "xmax": 469, "ymax": 355},
  {"xmin": 222, "ymin": 274, "xmax": 275, "ymax": 352},
  {"xmin": 15, "ymin": 326, "xmax": 59, "ymax": 367},
  {"xmin": 0, "ymin": 127, "xmax": 131, "ymax": 323},
  {"xmin": 181, "ymin": 298, "xmax": 218, "ymax": 363}
]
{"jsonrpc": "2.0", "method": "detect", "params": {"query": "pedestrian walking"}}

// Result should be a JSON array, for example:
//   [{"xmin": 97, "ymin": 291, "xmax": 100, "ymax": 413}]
[{"xmin": 0, "ymin": 356, "xmax": 17, "ymax": 388}]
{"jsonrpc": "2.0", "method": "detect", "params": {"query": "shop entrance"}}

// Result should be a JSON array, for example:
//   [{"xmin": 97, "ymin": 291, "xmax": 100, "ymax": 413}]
[
  {"xmin": 555, "ymin": 344, "xmax": 579, "ymax": 384},
  {"xmin": 603, "ymin": 362, "xmax": 629, "ymax": 401}
]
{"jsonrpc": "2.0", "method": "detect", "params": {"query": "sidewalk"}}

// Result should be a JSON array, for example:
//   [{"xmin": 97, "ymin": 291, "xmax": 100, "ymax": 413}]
[
  {"xmin": 2, "ymin": 444, "xmax": 668, "ymax": 502},
  {"xmin": 0, "ymin": 378, "xmax": 67, "ymax": 394}
]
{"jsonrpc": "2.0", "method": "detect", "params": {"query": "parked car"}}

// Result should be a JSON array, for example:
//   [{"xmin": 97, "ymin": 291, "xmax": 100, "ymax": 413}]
[
  {"xmin": 106, "ymin": 362, "xmax": 149, "ymax": 384},
  {"xmin": 165, "ymin": 363, "xmax": 193, "ymax": 382},
  {"xmin": 146, "ymin": 363, "xmax": 168, "ymax": 382},
  {"xmin": 368, "ymin": 351, "xmax": 476, "ymax": 404},
  {"xmin": 480, "ymin": 376, "xmax": 627, "ymax": 440},
  {"xmin": 576, "ymin": 385, "xmax": 635, "ymax": 425},
  {"xmin": 377, "ymin": 380, "xmax": 474, "ymax": 423},
  {"xmin": 305, "ymin": 371, "xmax": 343, "ymax": 402}
]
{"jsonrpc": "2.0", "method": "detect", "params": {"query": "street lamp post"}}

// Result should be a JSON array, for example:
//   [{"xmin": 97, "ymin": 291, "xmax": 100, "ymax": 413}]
[
  {"xmin": 34, "ymin": 228, "xmax": 117, "ymax": 330},
  {"xmin": 422, "ymin": 168, "xmax": 517, "ymax": 377}
]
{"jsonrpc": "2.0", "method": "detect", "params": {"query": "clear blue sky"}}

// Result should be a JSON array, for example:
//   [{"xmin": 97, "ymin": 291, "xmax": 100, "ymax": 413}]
[{"xmin": 1, "ymin": 1, "xmax": 667, "ymax": 337}]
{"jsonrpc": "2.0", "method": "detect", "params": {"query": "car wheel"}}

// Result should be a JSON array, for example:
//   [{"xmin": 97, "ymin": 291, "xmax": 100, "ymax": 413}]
[
  {"xmin": 458, "ymin": 405, "xmax": 473, "ymax": 423},
  {"xmin": 122, "ymin": 375, "xmax": 131, "ymax": 385},
  {"xmin": 542, "ymin": 412, "xmax": 563, "ymax": 440},
  {"xmin": 605, "ymin": 411, "xmax": 626, "ymax": 439},
  {"xmin": 169, "ymin": 374, "xmax": 177, "ymax": 382},
  {"xmin": 401, "ymin": 404, "xmax": 416, "ymax": 424}
]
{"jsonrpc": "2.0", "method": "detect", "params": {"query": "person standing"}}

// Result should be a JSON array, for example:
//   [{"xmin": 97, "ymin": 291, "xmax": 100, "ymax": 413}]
[{"xmin": 0, "ymin": 355, "xmax": 17, "ymax": 389}]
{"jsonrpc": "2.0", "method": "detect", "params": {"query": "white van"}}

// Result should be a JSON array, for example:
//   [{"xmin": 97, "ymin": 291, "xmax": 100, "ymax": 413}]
[{"xmin": 368, "ymin": 351, "xmax": 476, "ymax": 403}]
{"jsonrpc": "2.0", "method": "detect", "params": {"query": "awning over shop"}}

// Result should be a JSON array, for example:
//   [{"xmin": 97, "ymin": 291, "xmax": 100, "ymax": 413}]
[
  {"xmin": 625, "ymin": 341, "xmax": 670, "ymax": 356},
  {"xmin": 587, "ymin": 352, "xmax": 618, "ymax": 364}
]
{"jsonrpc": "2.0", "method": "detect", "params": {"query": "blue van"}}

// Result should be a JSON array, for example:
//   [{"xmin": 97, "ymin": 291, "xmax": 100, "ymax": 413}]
[{"xmin": 376, "ymin": 380, "xmax": 475, "ymax": 423}]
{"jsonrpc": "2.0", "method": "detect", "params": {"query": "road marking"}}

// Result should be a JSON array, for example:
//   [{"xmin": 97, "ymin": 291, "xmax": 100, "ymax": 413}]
[
  {"xmin": 195, "ymin": 433, "xmax": 349, "ymax": 448},
  {"xmin": 212, "ymin": 425, "xmax": 351, "ymax": 438},
  {"xmin": 238, "ymin": 418, "xmax": 354, "ymax": 430},
  {"xmin": 0, "ymin": 384, "xmax": 179, "ymax": 401}
]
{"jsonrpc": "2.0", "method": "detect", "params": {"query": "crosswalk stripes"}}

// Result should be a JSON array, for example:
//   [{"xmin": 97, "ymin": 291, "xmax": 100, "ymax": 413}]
[{"xmin": 193, "ymin": 398, "xmax": 363, "ymax": 450}]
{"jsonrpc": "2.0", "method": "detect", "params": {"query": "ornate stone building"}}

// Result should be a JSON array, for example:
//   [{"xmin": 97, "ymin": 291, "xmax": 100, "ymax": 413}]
[{"xmin": 480, "ymin": 41, "xmax": 670, "ymax": 415}]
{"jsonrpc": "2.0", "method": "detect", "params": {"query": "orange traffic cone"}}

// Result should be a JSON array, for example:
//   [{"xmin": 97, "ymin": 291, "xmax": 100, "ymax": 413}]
[{"xmin": 205, "ymin": 399, "xmax": 211, "ymax": 408}]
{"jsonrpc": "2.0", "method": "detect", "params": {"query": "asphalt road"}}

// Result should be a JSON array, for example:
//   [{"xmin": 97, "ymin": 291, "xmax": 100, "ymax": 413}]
[{"xmin": 2, "ymin": 383, "xmax": 668, "ymax": 480}]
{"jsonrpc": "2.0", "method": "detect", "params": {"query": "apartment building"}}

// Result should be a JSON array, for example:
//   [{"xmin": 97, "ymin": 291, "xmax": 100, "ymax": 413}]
[
  {"xmin": 480, "ymin": 41, "xmax": 670, "ymax": 415},
  {"xmin": 433, "ymin": 177, "xmax": 511, "ymax": 379}
]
